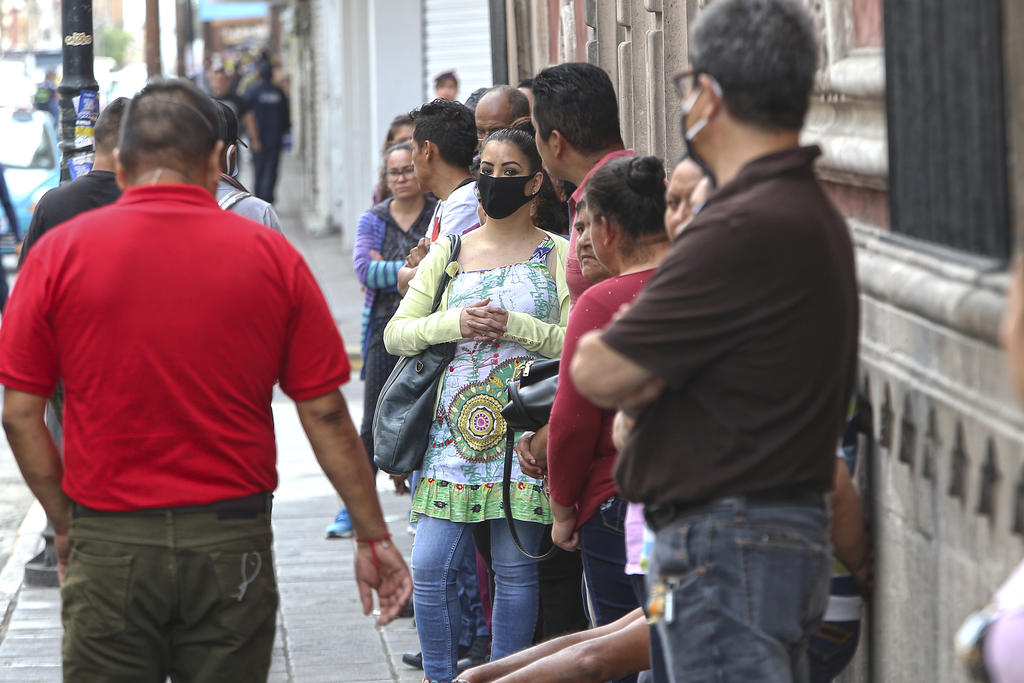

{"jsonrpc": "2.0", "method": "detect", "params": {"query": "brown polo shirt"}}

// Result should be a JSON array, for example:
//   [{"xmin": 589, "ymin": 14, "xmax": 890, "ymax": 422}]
[{"xmin": 601, "ymin": 146, "xmax": 859, "ymax": 506}]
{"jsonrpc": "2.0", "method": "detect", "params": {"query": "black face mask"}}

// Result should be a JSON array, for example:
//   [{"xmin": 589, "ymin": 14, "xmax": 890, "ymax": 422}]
[{"xmin": 477, "ymin": 173, "xmax": 539, "ymax": 219}]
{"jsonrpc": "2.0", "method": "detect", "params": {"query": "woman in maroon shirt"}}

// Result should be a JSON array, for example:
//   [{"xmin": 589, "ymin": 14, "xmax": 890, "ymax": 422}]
[{"xmin": 545, "ymin": 156, "xmax": 671, "ymax": 641}]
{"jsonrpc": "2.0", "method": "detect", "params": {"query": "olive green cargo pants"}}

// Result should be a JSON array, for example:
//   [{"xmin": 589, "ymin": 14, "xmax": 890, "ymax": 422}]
[{"xmin": 61, "ymin": 503, "xmax": 278, "ymax": 682}]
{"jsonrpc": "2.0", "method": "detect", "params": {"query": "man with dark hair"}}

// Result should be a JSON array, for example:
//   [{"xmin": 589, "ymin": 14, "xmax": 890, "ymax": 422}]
[
  {"xmin": 0, "ymin": 78, "xmax": 411, "ymax": 681},
  {"xmin": 531, "ymin": 62, "xmax": 630, "ymax": 307},
  {"xmin": 572, "ymin": 1, "xmax": 859, "ymax": 680},
  {"xmin": 397, "ymin": 99, "xmax": 479, "ymax": 296},
  {"xmin": 214, "ymin": 99, "xmax": 283, "ymax": 232},
  {"xmin": 244, "ymin": 62, "xmax": 290, "ymax": 203},
  {"xmin": 474, "ymin": 85, "xmax": 531, "ymax": 148},
  {"xmin": 19, "ymin": 97, "xmax": 129, "ymax": 265}
]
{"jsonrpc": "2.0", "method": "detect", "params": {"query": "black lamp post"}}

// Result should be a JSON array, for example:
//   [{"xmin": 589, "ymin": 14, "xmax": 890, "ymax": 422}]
[
  {"xmin": 24, "ymin": 0, "xmax": 98, "ymax": 589},
  {"xmin": 57, "ymin": 0, "xmax": 99, "ymax": 183}
]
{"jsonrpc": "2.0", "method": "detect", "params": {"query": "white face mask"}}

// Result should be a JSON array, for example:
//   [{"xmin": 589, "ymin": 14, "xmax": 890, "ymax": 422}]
[{"xmin": 679, "ymin": 76, "xmax": 723, "ymax": 188}]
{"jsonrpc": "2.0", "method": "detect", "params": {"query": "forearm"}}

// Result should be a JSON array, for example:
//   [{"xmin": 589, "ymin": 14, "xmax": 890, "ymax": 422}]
[
  {"xmin": 461, "ymin": 627, "xmax": 596, "ymax": 682},
  {"xmin": 491, "ymin": 612, "xmax": 649, "ymax": 683},
  {"xmin": 572, "ymin": 332, "xmax": 660, "ymax": 411},
  {"xmin": 831, "ymin": 465, "xmax": 869, "ymax": 572},
  {"xmin": 550, "ymin": 499, "xmax": 576, "ymax": 525},
  {"xmin": 3, "ymin": 416, "xmax": 69, "ymax": 533},
  {"xmin": 297, "ymin": 391, "xmax": 389, "ymax": 539},
  {"xmin": 504, "ymin": 312, "xmax": 565, "ymax": 358}
]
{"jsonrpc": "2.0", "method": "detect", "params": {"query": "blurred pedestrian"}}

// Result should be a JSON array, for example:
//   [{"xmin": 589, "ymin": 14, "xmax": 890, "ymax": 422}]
[
  {"xmin": 0, "ymin": 79, "xmax": 411, "ymax": 682},
  {"xmin": 214, "ymin": 100, "xmax": 283, "ymax": 232},
  {"xmin": 572, "ymin": 1, "xmax": 860, "ymax": 680},
  {"xmin": 34, "ymin": 69, "xmax": 59, "ymax": 122},
  {"xmin": 435, "ymin": 70, "xmax": 459, "ymax": 101},
  {"xmin": 212, "ymin": 67, "xmax": 261, "ymax": 156},
  {"xmin": 532, "ymin": 62, "xmax": 633, "ymax": 307},
  {"xmin": 245, "ymin": 61, "xmax": 290, "ymax": 203}
]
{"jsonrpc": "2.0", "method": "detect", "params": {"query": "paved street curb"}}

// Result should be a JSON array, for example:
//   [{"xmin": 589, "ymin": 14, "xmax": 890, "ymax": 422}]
[{"xmin": 0, "ymin": 502, "xmax": 45, "ymax": 634}]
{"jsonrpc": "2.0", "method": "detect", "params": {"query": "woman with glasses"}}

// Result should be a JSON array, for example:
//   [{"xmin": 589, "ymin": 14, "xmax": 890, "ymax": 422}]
[{"xmin": 325, "ymin": 141, "xmax": 437, "ymax": 539}]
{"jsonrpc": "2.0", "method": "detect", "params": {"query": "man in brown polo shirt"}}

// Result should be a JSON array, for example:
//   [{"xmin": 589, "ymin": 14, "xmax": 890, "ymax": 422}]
[{"xmin": 571, "ymin": 1, "xmax": 859, "ymax": 680}]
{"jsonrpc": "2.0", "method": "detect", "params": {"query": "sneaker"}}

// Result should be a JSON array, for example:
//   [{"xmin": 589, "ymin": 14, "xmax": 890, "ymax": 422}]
[{"xmin": 325, "ymin": 508, "xmax": 353, "ymax": 539}]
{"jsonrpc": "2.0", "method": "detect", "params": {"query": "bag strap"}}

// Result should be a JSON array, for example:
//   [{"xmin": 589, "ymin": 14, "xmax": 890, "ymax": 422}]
[
  {"xmin": 429, "ymin": 234, "xmax": 462, "ymax": 313},
  {"xmin": 219, "ymin": 189, "xmax": 251, "ymax": 211},
  {"xmin": 502, "ymin": 432, "xmax": 558, "ymax": 561}
]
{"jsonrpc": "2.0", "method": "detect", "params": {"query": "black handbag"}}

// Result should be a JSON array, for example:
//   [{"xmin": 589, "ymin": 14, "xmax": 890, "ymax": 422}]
[
  {"xmin": 372, "ymin": 235, "xmax": 462, "ymax": 475},
  {"xmin": 500, "ymin": 358, "xmax": 560, "ymax": 560}
]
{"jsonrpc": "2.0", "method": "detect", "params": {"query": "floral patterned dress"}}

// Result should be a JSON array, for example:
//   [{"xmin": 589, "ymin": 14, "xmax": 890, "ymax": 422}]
[{"xmin": 411, "ymin": 238, "xmax": 561, "ymax": 525}]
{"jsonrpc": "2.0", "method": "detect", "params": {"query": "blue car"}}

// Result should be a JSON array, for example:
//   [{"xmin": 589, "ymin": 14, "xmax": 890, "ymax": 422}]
[{"xmin": 0, "ymin": 107, "xmax": 60, "ymax": 254}]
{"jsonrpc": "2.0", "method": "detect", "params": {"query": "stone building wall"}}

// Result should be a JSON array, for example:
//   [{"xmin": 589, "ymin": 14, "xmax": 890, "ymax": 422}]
[{"xmin": 501, "ymin": 1, "xmax": 1024, "ymax": 680}]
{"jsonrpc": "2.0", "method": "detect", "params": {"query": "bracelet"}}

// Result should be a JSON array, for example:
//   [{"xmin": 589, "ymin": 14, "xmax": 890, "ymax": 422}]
[{"xmin": 356, "ymin": 533, "xmax": 393, "ymax": 569}]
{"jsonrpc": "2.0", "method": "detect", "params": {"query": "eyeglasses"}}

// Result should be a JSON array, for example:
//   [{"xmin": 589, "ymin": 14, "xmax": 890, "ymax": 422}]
[
  {"xmin": 671, "ymin": 70, "xmax": 724, "ymax": 102},
  {"xmin": 387, "ymin": 166, "xmax": 416, "ymax": 179},
  {"xmin": 671, "ymin": 70, "xmax": 699, "ymax": 100}
]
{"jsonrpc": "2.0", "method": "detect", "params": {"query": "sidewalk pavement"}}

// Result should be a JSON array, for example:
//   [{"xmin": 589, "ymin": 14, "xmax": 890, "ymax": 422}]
[{"xmin": 0, "ymin": 152, "xmax": 427, "ymax": 682}]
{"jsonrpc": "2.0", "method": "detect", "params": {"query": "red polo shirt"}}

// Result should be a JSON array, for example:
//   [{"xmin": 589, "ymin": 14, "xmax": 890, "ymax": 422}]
[{"xmin": 0, "ymin": 184, "xmax": 350, "ymax": 511}]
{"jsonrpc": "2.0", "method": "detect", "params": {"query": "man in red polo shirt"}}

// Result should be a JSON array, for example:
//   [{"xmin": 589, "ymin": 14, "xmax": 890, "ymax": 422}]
[
  {"xmin": 531, "ymin": 62, "xmax": 634, "ymax": 308},
  {"xmin": 0, "ymin": 80, "xmax": 411, "ymax": 681}
]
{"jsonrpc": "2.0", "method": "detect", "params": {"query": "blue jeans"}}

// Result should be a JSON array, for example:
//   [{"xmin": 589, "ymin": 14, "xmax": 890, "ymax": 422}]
[
  {"xmin": 579, "ymin": 496, "xmax": 641, "ymax": 683},
  {"xmin": 580, "ymin": 496, "xmax": 641, "ymax": 626},
  {"xmin": 649, "ymin": 496, "xmax": 831, "ymax": 682},
  {"xmin": 412, "ymin": 515, "xmax": 544, "ymax": 683},
  {"xmin": 456, "ymin": 539, "xmax": 489, "ymax": 646}
]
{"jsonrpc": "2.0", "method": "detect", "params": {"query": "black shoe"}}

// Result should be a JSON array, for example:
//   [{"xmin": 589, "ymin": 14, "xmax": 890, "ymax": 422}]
[
  {"xmin": 404, "ymin": 640, "xmax": 478, "ymax": 671},
  {"xmin": 456, "ymin": 636, "xmax": 490, "ymax": 673},
  {"xmin": 398, "ymin": 600, "xmax": 414, "ymax": 619},
  {"xmin": 401, "ymin": 651, "xmax": 423, "ymax": 670}
]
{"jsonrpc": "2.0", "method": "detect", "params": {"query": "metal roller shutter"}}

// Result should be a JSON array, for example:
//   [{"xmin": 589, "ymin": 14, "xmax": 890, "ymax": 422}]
[{"xmin": 422, "ymin": 0, "xmax": 494, "ymax": 102}]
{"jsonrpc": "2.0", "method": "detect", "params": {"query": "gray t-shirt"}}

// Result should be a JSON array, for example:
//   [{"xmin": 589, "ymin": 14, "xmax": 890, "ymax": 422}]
[{"xmin": 216, "ymin": 178, "xmax": 283, "ymax": 233}]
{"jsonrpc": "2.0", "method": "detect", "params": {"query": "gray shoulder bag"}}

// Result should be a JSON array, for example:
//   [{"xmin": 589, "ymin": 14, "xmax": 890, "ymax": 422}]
[{"xmin": 372, "ymin": 234, "xmax": 462, "ymax": 475}]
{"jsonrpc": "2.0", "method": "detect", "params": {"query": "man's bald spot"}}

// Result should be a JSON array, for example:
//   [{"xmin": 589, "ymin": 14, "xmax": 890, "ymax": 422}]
[{"xmin": 476, "ymin": 85, "xmax": 530, "ymax": 142}]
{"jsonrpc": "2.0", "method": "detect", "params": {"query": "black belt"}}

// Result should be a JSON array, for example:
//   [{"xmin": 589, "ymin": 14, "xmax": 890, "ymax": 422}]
[
  {"xmin": 644, "ymin": 489, "xmax": 825, "ymax": 532},
  {"xmin": 71, "ymin": 492, "xmax": 272, "ymax": 520}
]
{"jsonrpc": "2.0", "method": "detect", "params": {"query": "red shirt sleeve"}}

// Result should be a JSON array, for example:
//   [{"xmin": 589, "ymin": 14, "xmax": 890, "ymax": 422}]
[
  {"xmin": 546, "ymin": 287, "xmax": 615, "ymax": 509},
  {"xmin": 279, "ymin": 256, "xmax": 351, "ymax": 400},
  {"xmin": 0, "ymin": 248, "xmax": 60, "ymax": 396}
]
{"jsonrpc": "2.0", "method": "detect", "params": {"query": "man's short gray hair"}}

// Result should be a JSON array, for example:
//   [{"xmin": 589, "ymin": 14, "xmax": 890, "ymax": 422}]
[{"xmin": 690, "ymin": 0, "xmax": 817, "ymax": 131}]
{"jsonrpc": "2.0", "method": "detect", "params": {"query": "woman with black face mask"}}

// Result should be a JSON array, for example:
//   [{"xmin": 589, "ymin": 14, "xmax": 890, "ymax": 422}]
[{"xmin": 383, "ymin": 127, "xmax": 569, "ymax": 683}]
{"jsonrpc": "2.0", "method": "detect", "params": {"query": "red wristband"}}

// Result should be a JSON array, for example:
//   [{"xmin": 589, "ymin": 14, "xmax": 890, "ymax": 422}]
[{"xmin": 356, "ymin": 533, "xmax": 393, "ymax": 569}]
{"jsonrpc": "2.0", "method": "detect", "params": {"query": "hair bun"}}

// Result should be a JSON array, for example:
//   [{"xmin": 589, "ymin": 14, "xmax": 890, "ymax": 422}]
[{"xmin": 625, "ymin": 156, "xmax": 666, "ymax": 196}]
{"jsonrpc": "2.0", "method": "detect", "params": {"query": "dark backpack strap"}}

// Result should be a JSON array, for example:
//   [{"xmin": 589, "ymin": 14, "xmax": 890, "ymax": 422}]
[{"xmin": 502, "ymin": 432, "xmax": 558, "ymax": 560}]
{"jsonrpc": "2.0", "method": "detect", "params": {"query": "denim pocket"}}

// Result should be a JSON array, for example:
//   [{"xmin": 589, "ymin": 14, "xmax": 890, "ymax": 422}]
[
  {"xmin": 61, "ymin": 548, "xmax": 133, "ymax": 638},
  {"xmin": 598, "ymin": 496, "xmax": 626, "ymax": 534},
  {"xmin": 734, "ymin": 524, "xmax": 831, "ymax": 641},
  {"xmin": 210, "ymin": 548, "xmax": 279, "ymax": 639}
]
